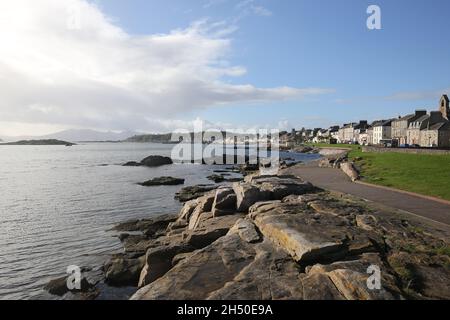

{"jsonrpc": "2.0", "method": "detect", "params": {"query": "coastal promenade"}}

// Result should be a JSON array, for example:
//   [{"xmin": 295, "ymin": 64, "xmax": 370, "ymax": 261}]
[{"xmin": 286, "ymin": 163, "xmax": 450, "ymax": 226}]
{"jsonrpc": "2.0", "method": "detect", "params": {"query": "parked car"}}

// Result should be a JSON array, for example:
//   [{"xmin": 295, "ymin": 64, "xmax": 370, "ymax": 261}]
[
  {"xmin": 399, "ymin": 144, "xmax": 410, "ymax": 148},
  {"xmin": 380, "ymin": 139, "xmax": 394, "ymax": 148}
]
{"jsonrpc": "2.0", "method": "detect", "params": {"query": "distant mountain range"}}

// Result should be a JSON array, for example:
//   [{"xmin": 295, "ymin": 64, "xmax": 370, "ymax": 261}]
[{"xmin": 1, "ymin": 129, "xmax": 141, "ymax": 143}]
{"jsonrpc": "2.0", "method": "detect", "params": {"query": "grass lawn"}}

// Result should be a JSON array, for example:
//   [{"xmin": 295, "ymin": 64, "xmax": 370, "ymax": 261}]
[{"xmin": 308, "ymin": 143, "xmax": 450, "ymax": 201}]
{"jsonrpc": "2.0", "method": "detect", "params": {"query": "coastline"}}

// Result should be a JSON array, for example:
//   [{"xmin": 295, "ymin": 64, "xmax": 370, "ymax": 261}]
[{"xmin": 43, "ymin": 151, "xmax": 450, "ymax": 300}]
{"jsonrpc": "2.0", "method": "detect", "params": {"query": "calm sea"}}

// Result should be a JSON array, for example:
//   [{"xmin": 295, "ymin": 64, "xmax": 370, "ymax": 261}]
[{"xmin": 0, "ymin": 143, "xmax": 320, "ymax": 300}]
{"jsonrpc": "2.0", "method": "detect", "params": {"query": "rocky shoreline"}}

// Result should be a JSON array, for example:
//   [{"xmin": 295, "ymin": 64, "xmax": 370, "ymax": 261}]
[{"xmin": 44, "ymin": 153, "xmax": 450, "ymax": 300}]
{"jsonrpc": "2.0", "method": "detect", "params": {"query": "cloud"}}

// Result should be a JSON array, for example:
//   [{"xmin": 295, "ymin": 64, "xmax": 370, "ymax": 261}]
[
  {"xmin": 236, "ymin": 0, "xmax": 272, "ymax": 17},
  {"xmin": 0, "ymin": 0, "xmax": 330, "ymax": 135}
]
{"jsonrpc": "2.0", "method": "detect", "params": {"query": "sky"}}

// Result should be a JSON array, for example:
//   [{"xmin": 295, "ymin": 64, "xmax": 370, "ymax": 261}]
[{"xmin": 1, "ymin": 0, "xmax": 450, "ymax": 136}]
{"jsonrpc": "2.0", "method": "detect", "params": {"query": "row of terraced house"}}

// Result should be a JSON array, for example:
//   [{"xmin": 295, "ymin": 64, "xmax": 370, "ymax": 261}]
[{"xmin": 291, "ymin": 95, "xmax": 450, "ymax": 148}]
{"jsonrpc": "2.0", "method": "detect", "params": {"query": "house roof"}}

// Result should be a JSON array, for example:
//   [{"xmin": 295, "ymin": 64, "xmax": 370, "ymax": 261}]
[
  {"xmin": 414, "ymin": 115, "xmax": 430, "ymax": 123},
  {"xmin": 428, "ymin": 121, "xmax": 450, "ymax": 131},
  {"xmin": 371, "ymin": 119, "xmax": 392, "ymax": 127},
  {"xmin": 396, "ymin": 113, "xmax": 415, "ymax": 121},
  {"xmin": 342, "ymin": 123, "xmax": 357, "ymax": 129},
  {"xmin": 370, "ymin": 120, "xmax": 384, "ymax": 127}
]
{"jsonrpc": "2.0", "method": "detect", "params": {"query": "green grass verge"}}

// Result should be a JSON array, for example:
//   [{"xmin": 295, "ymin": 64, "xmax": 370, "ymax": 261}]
[{"xmin": 308, "ymin": 143, "xmax": 450, "ymax": 201}]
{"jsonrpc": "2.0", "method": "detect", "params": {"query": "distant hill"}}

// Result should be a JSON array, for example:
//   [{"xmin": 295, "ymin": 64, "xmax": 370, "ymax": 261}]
[
  {"xmin": 0, "ymin": 139, "xmax": 75, "ymax": 146},
  {"xmin": 125, "ymin": 133, "xmax": 175, "ymax": 143},
  {"xmin": 3, "ymin": 129, "xmax": 140, "ymax": 142},
  {"xmin": 41, "ymin": 129, "xmax": 139, "ymax": 142}
]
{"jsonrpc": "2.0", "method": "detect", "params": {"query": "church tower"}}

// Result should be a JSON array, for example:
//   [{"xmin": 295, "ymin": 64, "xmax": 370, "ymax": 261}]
[{"xmin": 440, "ymin": 94, "xmax": 450, "ymax": 120}]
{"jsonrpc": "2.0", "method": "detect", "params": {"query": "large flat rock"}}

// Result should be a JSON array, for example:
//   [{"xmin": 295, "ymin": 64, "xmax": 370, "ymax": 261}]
[{"xmin": 249, "ymin": 200, "xmax": 372, "ymax": 264}]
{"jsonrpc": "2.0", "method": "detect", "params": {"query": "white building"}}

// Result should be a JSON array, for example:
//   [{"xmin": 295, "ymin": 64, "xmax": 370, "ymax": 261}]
[{"xmin": 372, "ymin": 120, "xmax": 393, "ymax": 145}]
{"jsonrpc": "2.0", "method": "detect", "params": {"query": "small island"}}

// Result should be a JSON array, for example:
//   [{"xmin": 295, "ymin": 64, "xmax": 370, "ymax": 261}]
[{"xmin": 0, "ymin": 139, "xmax": 76, "ymax": 146}]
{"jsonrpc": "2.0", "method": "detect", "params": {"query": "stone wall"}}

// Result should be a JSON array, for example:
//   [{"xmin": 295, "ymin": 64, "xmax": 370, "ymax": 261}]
[{"xmin": 362, "ymin": 146, "xmax": 450, "ymax": 155}]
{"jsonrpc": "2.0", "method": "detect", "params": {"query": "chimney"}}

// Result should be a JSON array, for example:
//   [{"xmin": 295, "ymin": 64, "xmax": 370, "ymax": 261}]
[{"xmin": 415, "ymin": 110, "xmax": 427, "ymax": 117}]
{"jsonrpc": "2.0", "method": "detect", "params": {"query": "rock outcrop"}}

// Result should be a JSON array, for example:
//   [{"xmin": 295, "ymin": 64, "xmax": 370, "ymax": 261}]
[
  {"xmin": 233, "ymin": 175, "xmax": 315, "ymax": 212},
  {"xmin": 123, "ymin": 155, "xmax": 173, "ymax": 167},
  {"xmin": 127, "ymin": 174, "xmax": 450, "ymax": 301},
  {"xmin": 175, "ymin": 185, "xmax": 216, "ymax": 202},
  {"xmin": 59, "ymin": 171, "xmax": 448, "ymax": 301},
  {"xmin": 138, "ymin": 177, "xmax": 185, "ymax": 187},
  {"xmin": 140, "ymin": 155, "xmax": 173, "ymax": 167},
  {"xmin": 105, "ymin": 255, "xmax": 146, "ymax": 287},
  {"xmin": 44, "ymin": 268, "xmax": 100, "ymax": 298}
]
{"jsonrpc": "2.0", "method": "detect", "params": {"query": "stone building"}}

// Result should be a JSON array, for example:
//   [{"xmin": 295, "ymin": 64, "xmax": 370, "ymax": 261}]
[
  {"xmin": 407, "ymin": 113, "xmax": 432, "ymax": 145},
  {"xmin": 406, "ymin": 95, "xmax": 450, "ymax": 147},
  {"xmin": 342, "ymin": 123, "xmax": 356, "ymax": 143},
  {"xmin": 392, "ymin": 110, "xmax": 427, "ymax": 145},
  {"xmin": 338, "ymin": 121, "xmax": 368, "ymax": 144},
  {"xmin": 420, "ymin": 122, "xmax": 450, "ymax": 148}
]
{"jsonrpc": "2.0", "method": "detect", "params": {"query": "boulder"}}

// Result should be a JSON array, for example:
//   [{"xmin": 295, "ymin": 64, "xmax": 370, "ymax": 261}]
[
  {"xmin": 138, "ymin": 177, "xmax": 185, "ymax": 187},
  {"xmin": 233, "ymin": 183, "xmax": 271, "ymax": 212},
  {"xmin": 233, "ymin": 176, "xmax": 315, "ymax": 213},
  {"xmin": 212, "ymin": 188, "xmax": 237, "ymax": 217},
  {"xmin": 44, "ymin": 275, "xmax": 93, "ymax": 296},
  {"xmin": 138, "ymin": 243, "xmax": 194, "ymax": 288},
  {"xmin": 341, "ymin": 162, "xmax": 359, "ymax": 181},
  {"xmin": 140, "ymin": 155, "xmax": 173, "ymax": 167},
  {"xmin": 185, "ymin": 214, "xmax": 244, "ymax": 248},
  {"xmin": 105, "ymin": 255, "xmax": 146, "ymax": 287},
  {"xmin": 188, "ymin": 193, "xmax": 215, "ymax": 231},
  {"xmin": 175, "ymin": 185, "xmax": 216, "ymax": 202},
  {"xmin": 256, "ymin": 177, "xmax": 315, "ymax": 199},
  {"xmin": 177, "ymin": 199, "xmax": 199, "ymax": 222}
]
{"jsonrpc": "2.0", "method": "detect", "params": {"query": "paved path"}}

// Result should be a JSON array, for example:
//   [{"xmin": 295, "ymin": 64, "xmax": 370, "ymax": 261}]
[{"xmin": 286, "ymin": 164, "xmax": 450, "ymax": 226}]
